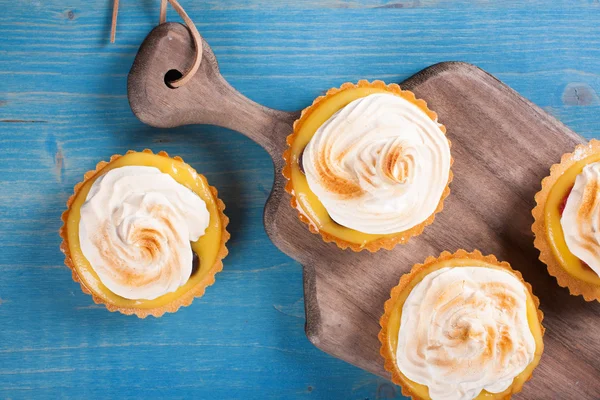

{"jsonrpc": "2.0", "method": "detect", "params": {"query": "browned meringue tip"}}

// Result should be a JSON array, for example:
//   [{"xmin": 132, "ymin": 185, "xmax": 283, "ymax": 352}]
[
  {"xmin": 282, "ymin": 80, "xmax": 453, "ymax": 252},
  {"xmin": 59, "ymin": 149, "xmax": 230, "ymax": 318},
  {"xmin": 378, "ymin": 249, "xmax": 545, "ymax": 400},
  {"xmin": 532, "ymin": 139, "xmax": 600, "ymax": 302}
]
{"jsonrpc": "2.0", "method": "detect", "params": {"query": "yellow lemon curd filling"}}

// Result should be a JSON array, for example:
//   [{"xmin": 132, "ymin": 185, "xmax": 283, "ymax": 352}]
[
  {"xmin": 544, "ymin": 153, "xmax": 600, "ymax": 285},
  {"xmin": 66, "ymin": 152, "xmax": 224, "ymax": 308},
  {"xmin": 384, "ymin": 259, "xmax": 544, "ymax": 400}
]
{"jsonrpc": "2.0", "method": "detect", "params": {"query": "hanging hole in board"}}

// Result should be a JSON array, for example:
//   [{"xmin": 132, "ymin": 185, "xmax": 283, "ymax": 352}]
[{"xmin": 164, "ymin": 69, "xmax": 183, "ymax": 88}]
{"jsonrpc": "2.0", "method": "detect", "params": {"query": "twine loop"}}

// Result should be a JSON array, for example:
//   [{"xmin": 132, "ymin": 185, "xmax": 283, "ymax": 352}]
[{"xmin": 111, "ymin": 0, "xmax": 202, "ymax": 88}]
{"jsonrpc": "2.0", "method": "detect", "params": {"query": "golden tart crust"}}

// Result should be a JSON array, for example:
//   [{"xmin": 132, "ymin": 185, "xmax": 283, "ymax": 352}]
[
  {"xmin": 59, "ymin": 149, "xmax": 230, "ymax": 317},
  {"xmin": 378, "ymin": 249, "xmax": 545, "ymax": 400},
  {"xmin": 282, "ymin": 80, "xmax": 453, "ymax": 252},
  {"xmin": 532, "ymin": 139, "xmax": 600, "ymax": 301}
]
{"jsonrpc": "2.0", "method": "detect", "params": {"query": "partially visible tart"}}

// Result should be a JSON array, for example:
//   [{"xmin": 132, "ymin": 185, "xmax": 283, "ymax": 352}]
[
  {"xmin": 283, "ymin": 80, "xmax": 453, "ymax": 252},
  {"xmin": 532, "ymin": 139, "xmax": 600, "ymax": 301},
  {"xmin": 379, "ymin": 250, "xmax": 544, "ymax": 400},
  {"xmin": 59, "ymin": 149, "xmax": 229, "ymax": 317}
]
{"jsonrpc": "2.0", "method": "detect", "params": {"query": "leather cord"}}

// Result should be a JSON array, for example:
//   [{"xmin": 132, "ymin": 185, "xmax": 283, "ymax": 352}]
[{"xmin": 111, "ymin": 0, "xmax": 202, "ymax": 88}]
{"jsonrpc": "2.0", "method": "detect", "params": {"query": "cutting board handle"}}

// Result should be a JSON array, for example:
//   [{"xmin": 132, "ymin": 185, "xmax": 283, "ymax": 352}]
[{"xmin": 127, "ymin": 22, "xmax": 296, "ymax": 159}]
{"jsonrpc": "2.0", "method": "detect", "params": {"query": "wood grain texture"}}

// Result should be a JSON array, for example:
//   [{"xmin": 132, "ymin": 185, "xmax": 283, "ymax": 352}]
[
  {"xmin": 300, "ymin": 64, "xmax": 600, "ymax": 398},
  {"xmin": 127, "ymin": 22, "xmax": 600, "ymax": 399},
  {"xmin": 2, "ymin": 1, "xmax": 600, "ymax": 399}
]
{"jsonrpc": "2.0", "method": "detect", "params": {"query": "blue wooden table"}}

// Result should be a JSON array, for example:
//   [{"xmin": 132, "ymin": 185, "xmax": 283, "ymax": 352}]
[{"xmin": 1, "ymin": 1, "xmax": 599, "ymax": 398}]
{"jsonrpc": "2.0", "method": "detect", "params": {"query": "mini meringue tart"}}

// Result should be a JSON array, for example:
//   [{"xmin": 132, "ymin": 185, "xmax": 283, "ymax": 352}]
[
  {"xmin": 379, "ymin": 250, "xmax": 545, "ymax": 400},
  {"xmin": 532, "ymin": 139, "xmax": 600, "ymax": 301},
  {"xmin": 283, "ymin": 80, "xmax": 453, "ymax": 252},
  {"xmin": 59, "ymin": 150, "xmax": 229, "ymax": 317}
]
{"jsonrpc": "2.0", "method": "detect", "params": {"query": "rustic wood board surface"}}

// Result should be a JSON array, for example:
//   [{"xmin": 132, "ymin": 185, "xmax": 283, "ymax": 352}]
[
  {"xmin": 297, "ymin": 64, "xmax": 600, "ymax": 399},
  {"xmin": 127, "ymin": 22, "xmax": 600, "ymax": 400},
  {"xmin": 2, "ymin": 1, "xmax": 600, "ymax": 399}
]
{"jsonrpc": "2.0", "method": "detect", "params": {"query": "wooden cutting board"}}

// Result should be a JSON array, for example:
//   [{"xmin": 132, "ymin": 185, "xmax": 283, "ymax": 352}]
[{"xmin": 128, "ymin": 23, "xmax": 600, "ymax": 399}]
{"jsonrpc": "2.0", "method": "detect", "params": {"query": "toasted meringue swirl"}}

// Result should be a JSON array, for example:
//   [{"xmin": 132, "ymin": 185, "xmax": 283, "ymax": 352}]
[
  {"xmin": 79, "ymin": 166, "xmax": 210, "ymax": 300},
  {"xmin": 302, "ymin": 93, "xmax": 450, "ymax": 234},
  {"xmin": 396, "ymin": 267, "xmax": 535, "ymax": 400},
  {"xmin": 561, "ymin": 161, "xmax": 600, "ymax": 277}
]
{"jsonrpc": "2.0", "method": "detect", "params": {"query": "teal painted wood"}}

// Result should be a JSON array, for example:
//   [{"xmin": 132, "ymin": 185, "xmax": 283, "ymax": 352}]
[{"xmin": 1, "ymin": 1, "xmax": 600, "ymax": 399}]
